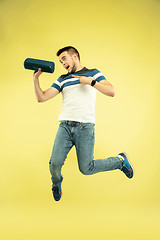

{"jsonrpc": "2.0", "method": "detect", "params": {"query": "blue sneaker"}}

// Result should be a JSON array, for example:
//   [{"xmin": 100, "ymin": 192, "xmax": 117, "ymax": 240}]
[
  {"xmin": 52, "ymin": 177, "xmax": 63, "ymax": 201},
  {"xmin": 118, "ymin": 152, "xmax": 134, "ymax": 179}
]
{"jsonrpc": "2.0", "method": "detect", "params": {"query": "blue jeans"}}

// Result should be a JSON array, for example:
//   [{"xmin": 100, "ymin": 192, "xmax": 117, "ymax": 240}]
[{"xmin": 49, "ymin": 121, "xmax": 122, "ymax": 186}]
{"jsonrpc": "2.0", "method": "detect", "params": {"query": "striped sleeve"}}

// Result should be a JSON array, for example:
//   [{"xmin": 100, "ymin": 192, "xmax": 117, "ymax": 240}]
[
  {"xmin": 91, "ymin": 69, "xmax": 106, "ymax": 82},
  {"xmin": 51, "ymin": 77, "xmax": 62, "ymax": 92}
]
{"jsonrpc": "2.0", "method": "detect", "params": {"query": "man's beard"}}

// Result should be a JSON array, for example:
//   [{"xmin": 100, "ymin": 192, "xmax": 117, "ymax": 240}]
[{"xmin": 70, "ymin": 64, "xmax": 77, "ymax": 74}]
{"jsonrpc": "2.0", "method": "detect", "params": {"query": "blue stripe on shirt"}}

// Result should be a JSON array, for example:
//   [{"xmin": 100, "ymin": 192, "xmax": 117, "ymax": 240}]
[
  {"xmin": 51, "ymin": 83, "xmax": 61, "ymax": 92},
  {"xmin": 96, "ymin": 75, "xmax": 106, "ymax": 82},
  {"xmin": 51, "ymin": 68, "xmax": 106, "ymax": 92}
]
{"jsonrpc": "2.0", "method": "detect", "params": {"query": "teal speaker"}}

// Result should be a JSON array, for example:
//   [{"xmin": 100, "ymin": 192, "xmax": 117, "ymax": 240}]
[{"xmin": 24, "ymin": 58, "xmax": 55, "ymax": 73}]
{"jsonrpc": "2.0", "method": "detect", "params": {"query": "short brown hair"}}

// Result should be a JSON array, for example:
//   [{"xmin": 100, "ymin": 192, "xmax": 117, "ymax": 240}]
[{"xmin": 56, "ymin": 46, "xmax": 80, "ymax": 61}]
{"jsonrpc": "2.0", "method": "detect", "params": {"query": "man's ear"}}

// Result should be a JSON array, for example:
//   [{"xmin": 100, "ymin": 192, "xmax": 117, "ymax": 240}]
[{"xmin": 73, "ymin": 53, "xmax": 78, "ymax": 61}]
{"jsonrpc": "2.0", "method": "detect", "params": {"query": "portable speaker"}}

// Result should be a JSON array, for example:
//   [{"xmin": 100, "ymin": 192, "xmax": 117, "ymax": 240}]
[{"xmin": 24, "ymin": 58, "xmax": 55, "ymax": 73}]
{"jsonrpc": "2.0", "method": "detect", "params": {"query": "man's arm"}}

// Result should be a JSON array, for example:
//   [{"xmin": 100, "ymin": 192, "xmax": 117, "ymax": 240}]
[
  {"xmin": 93, "ymin": 79, "xmax": 115, "ymax": 97},
  {"xmin": 72, "ymin": 75, "xmax": 115, "ymax": 97},
  {"xmin": 33, "ymin": 68, "xmax": 59, "ymax": 102}
]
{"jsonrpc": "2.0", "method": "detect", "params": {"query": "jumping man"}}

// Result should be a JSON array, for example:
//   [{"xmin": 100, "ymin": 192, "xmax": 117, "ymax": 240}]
[{"xmin": 32, "ymin": 46, "xmax": 134, "ymax": 201}]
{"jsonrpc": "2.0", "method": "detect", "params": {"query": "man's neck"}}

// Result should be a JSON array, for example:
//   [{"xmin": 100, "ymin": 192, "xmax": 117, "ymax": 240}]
[{"xmin": 75, "ymin": 64, "xmax": 84, "ymax": 72}]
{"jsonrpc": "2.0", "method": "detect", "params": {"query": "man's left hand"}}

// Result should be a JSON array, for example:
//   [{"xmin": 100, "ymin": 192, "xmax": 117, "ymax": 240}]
[{"xmin": 72, "ymin": 75, "xmax": 92, "ymax": 85}]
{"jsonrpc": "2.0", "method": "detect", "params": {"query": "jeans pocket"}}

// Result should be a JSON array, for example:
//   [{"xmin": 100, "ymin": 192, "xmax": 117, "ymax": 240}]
[{"xmin": 80, "ymin": 123, "xmax": 95, "ymax": 132}]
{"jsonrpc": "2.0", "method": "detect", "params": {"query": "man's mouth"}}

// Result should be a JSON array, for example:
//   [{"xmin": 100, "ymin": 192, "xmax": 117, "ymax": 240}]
[{"xmin": 66, "ymin": 65, "xmax": 70, "ymax": 70}]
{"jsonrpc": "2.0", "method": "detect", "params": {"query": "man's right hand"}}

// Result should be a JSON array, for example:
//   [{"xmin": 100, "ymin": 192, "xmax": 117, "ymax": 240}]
[
  {"xmin": 33, "ymin": 68, "xmax": 43, "ymax": 80},
  {"xmin": 32, "ymin": 67, "xmax": 59, "ymax": 102}
]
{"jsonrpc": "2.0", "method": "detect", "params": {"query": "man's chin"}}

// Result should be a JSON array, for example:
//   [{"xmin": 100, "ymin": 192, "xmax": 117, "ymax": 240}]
[{"xmin": 67, "ymin": 65, "xmax": 76, "ymax": 74}]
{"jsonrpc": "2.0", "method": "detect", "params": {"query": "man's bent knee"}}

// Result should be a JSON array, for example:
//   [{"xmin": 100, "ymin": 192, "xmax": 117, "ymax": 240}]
[{"xmin": 79, "ymin": 166, "xmax": 92, "ymax": 175}]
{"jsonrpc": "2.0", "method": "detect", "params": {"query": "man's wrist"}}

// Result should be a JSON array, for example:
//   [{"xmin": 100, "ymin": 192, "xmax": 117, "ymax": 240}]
[
  {"xmin": 91, "ymin": 79, "xmax": 96, "ymax": 87},
  {"xmin": 33, "ymin": 76, "xmax": 39, "ymax": 82}
]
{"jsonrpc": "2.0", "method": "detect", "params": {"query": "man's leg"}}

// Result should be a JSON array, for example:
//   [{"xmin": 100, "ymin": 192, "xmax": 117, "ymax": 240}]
[
  {"xmin": 75, "ymin": 123, "xmax": 122, "ymax": 175},
  {"xmin": 49, "ymin": 122, "xmax": 73, "ymax": 186}
]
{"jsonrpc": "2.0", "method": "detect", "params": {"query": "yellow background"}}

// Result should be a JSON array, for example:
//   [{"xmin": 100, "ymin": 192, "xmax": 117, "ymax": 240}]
[{"xmin": 0, "ymin": 0, "xmax": 160, "ymax": 239}]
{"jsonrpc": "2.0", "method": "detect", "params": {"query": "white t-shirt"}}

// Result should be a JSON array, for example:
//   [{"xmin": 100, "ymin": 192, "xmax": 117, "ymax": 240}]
[{"xmin": 51, "ymin": 67, "xmax": 106, "ymax": 123}]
